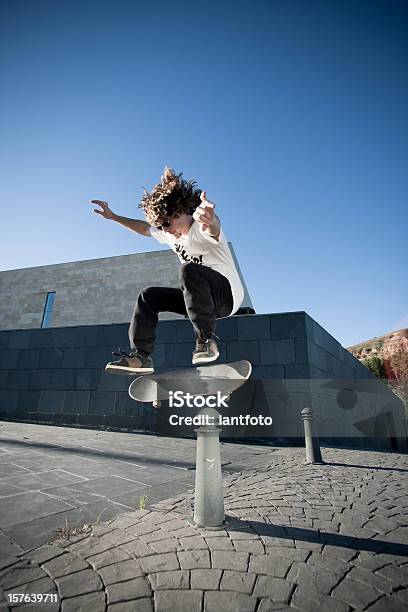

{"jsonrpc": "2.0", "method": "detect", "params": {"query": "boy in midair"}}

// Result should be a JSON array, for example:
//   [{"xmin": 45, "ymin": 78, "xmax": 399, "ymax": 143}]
[{"xmin": 91, "ymin": 167, "xmax": 244, "ymax": 374}]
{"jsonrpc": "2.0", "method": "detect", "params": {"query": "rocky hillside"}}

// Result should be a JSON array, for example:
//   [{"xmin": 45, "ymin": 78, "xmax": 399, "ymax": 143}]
[{"xmin": 348, "ymin": 328, "xmax": 408, "ymax": 379}]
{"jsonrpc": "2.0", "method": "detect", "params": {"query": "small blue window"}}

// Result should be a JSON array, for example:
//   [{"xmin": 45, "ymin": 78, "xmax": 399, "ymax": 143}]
[{"xmin": 41, "ymin": 292, "xmax": 56, "ymax": 328}]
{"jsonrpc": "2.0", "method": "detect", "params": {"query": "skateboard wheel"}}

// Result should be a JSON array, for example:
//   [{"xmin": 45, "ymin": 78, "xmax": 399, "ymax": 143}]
[{"xmin": 153, "ymin": 400, "xmax": 162, "ymax": 408}]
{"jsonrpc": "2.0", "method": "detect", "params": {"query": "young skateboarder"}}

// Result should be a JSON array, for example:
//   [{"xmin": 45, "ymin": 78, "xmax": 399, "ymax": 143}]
[{"xmin": 91, "ymin": 167, "xmax": 244, "ymax": 374}]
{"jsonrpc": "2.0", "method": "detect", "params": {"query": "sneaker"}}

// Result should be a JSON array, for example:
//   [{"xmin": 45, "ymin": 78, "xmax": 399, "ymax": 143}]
[
  {"xmin": 192, "ymin": 333, "xmax": 220, "ymax": 365},
  {"xmin": 105, "ymin": 349, "xmax": 154, "ymax": 375}
]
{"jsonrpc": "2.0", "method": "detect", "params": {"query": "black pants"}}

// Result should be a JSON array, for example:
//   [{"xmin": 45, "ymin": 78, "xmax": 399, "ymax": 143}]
[{"xmin": 129, "ymin": 262, "xmax": 233, "ymax": 354}]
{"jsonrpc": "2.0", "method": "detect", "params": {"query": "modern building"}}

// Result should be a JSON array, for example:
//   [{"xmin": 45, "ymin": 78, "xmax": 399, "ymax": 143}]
[
  {"xmin": 0, "ymin": 245, "xmax": 254, "ymax": 331},
  {"xmin": 0, "ymin": 249, "xmax": 406, "ymax": 452}
]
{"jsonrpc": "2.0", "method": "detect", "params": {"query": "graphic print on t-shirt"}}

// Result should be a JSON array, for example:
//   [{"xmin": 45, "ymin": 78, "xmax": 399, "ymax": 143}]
[
  {"xmin": 175, "ymin": 243, "xmax": 203, "ymax": 265},
  {"xmin": 149, "ymin": 221, "xmax": 244, "ymax": 314}
]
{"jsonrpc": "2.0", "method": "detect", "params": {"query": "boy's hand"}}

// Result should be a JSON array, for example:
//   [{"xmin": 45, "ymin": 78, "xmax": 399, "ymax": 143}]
[
  {"xmin": 90, "ymin": 200, "xmax": 116, "ymax": 220},
  {"xmin": 193, "ymin": 191, "xmax": 215, "ymax": 231}
]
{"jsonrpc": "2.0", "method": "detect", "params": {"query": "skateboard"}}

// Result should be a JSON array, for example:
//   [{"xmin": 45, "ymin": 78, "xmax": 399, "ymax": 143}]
[{"xmin": 128, "ymin": 360, "xmax": 252, "ymax": 407}]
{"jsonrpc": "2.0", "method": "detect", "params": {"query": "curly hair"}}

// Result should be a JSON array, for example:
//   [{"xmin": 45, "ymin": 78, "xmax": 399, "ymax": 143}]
[{"xmin": 139, "ymin": 167, "xmax": 202, "ymax": 227}]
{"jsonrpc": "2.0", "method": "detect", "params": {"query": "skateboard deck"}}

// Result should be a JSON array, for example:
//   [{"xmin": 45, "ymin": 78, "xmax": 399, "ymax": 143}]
[{"xmin": 129, "ymin": 360, "xmax": 252, "ymax": 405}]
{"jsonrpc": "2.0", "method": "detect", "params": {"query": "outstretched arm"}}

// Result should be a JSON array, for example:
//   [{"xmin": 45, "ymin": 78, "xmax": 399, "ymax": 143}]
[
  {"xmin": 90, "ymin": 200, "xmax": 151, "ymax": 237},
  {"xmin": 193, "ymin": 191, "xmax": 220, "ymax": 240}
]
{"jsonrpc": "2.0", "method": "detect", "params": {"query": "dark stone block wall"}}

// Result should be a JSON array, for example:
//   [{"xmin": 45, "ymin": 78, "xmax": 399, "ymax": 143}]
[{"xmin": 0, "ymin": 312, "xmax": 406, "ymax": 451}]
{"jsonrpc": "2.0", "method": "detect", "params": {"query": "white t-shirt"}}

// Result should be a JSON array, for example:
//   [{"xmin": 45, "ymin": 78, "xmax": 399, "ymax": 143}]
[{"xmin": 150, "ymin": 221, "xmax": 244, "ymax": 315}]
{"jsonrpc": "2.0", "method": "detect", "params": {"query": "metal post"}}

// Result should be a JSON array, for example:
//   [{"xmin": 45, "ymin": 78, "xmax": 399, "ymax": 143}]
[
  {"xmin": 301, "ymin": 407, "xmax": 323, "ymax": 464},
  {"xmin": 189, "ymin": 407, "xmax": 226, "ymax": 529}
]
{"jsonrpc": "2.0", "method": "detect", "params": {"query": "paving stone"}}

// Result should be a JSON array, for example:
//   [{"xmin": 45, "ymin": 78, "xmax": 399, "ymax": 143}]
[
  {"xmin": 91, "ymin": 525, "xmax": 116, "ymax": 537},
  {"xmin": 228, "ymin": 521, "xmax": 259, "ymax": 533},
  {"xmin": 286, "ymin": 562, "xmax": 343, "ymax": 594},
  {"xmin": 205, "ymin": 537, "xmax": 234, "ymax": 551},
  {"xmin": 304, "ymin": 509, "xmax": 333, "ymax": 520},
  {"xmin": 148, "ymin": 570, "xmax": 189, "ymax": 590},
  {"xmin": 196, "ymin": 528, "xmax": 229, "ymax": 538},
  {"xmin": 228, "ymin": 501, "xmax": 257, "ymax": 510},
  {"xmin": 141, "ymin": 530, "xmax": 172, "ymax": 544},
  {"xmin": 87, "ymin": 548, "xmax": 131, "ymax": 569},
  {"xmin": 353, "ymin": 552, "xmax": 390, "ymax": 571},
  {"xmin": 148, "ymin": 538, "xmax": 180, "ymax": 553},
  {"xmin": 290, "ymin": 584, "xmax": 349, "ymax": 612},
  {"xmin": 331, "ymin": 576, "xmax": 382, "ymax": 609},
  {"xmin": 204, "ymin": 590, "xmax": 257, "ymax": 612},
  {"xmin": 43, "ymin": 552, "xmax": 89, "ymax": 577},
  {"xmin": 55, "ymin": 569, "xmax": 103, "ymax": 598},
  {"xmin": 159, "ymin": 518, "xmax": 188, "ymax": 532},
  {"xmin": 126, "ymin": 524, "xmax": 160, "ymax": 538},
  {"xmin": 69, "ymin": 536, "xmax": 115, "ymax": 558},
  {"xmin": 249, "ymin": 554, "xmax": 293, "ymax": 579},
  {"xmin": 394, "ymin": 588, "xmax": 408, "ymax": 603},
  {"xmin": 190, "ymin": 568, "xmax": 222, "ymax": 590},
  {"xmin": 106, "ymin": 577, "xmax": 151, "ymax": 604},
  {"xmin": 108, "ymin": 513, "xmax": 149, "ymax": 530},
  {"xmin": 4, "ymin": 576, "xmax": 56, "ymax": 598},
  {"xmin": 0, "ymin": 586, "xmax": 6, "ymax": 604},
  {"xmin": 348, "ymin": 564, "xmax": 394, "ymax": 594},
  {"xmin": 168, "ymin": 526, "xmax": 198, "ymax": 538},
  {"xmin": 0, "ymin": 565, "xmax": 46, "ymax": 590},
  {"xmin": 321, "ymin": 545, "xmax": 358, "ymax": 562},
  {"xmin": 102, "ymin": 531, "xmax": 137, "ymax": 546},
  {"xmin": 257, "ymin": 600, "xmax": 292, "ymax": 611},
  {"xmin": 155, "ymin": 589, "xmax": 202, "ymax": 611},
  {"xmin": 387, "ymin": 526, "xmax": 408, "ymax": 543},
  {"xmin": 108, "ymin": 599, "xmax": 153, "ymax": 612},
  {"xmin": 312, "ymin": 519, "xmax": 341, "ymax": 531},
  {"xmin": 220, "ymin": 569, "xmax": 257, "ymax": 594},
  {"xmin": 61, "ymin": 590, "xmax": 105, "ymax": 612},
  {"xmin": 211, "ymin": 550, "xmax": 249, "ymax": 571},
  {"xmin": 363, "ymin": 593, "xmax": 406, "ymax": 612},
  {"xmin": 54, "ymin": 534, "xmax": 89, "ymax": 550},
  {"xmin": 24, "ymin": 545, "xmax": 65, "ymax": 565},
  {"xmin": 364, "ymin": 516, "xmax": 400, "ymax": 534},
  {"xmin": 262, "ymin": 547, "xmax": 309, "ymax": 562},
  {"xmin": 252, "ymin": 575, "xmax": 294, "ymax": 602},
  {"xmin": 139, "ymin": 552, "xmax": 179, "ymax": 574},
  {"xmin": 233, "ymin": 539, "xmax": 264, "ymax": 554},
  {"xmin": 178, "ymin": 550, "xmax": 210, "ymax": 570},
  {"xmin": 98, "ymin": 559, "xmax": 143, "ymax": 585},
  {"xmin": 306, "ymin": 553, "xmax": 349, "ymax": 576},
  {"xmin": 376, "ymin": 563, "xmax": 408, "ymax": 587},
  {"xmin": 260, "ymin": 535, "xmax": 294, "ymax": 548},
  {"xmin": 178, "ymin": 535, "xmax": 208, "ymax": 550},
  {"xmin": 11, "ymin": 604, "xmax": 59, "ymax": 612},
  {"xmin": 293, "ymin": 540, "xmax": 323, "ymax": 552},
  {"xmin": 122, "ymin": 539, "xmax": 155, "ymax": 558},
  {"xmin": 0, "ymin": 557, "xmax": 19, "ymax": 573},
  {"xmin": 227, "ymin": 530, "xmax": 258, "ymax": 540},
  {"xmin": 138, "ymin": 512, "xmax": 170, "ymax": 528}
]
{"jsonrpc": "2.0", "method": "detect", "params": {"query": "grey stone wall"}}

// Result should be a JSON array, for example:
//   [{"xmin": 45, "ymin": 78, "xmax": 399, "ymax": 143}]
[
  {"xmin": 0, "ymin": 246, "xmax": 254, "ymax": 330},
  {"xmin": 0, "ymin": 312, "xmax": 406, "ymax": 451}
]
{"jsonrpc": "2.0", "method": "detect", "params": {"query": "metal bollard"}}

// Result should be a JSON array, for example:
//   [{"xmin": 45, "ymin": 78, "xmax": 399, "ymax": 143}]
[
  {"xmin": 301, "ymin": 407, "xmax": 323, "ymax": 464},
  {"xmin": 189, "ymin": 407, "xmax": 226, "ymax": 529}
]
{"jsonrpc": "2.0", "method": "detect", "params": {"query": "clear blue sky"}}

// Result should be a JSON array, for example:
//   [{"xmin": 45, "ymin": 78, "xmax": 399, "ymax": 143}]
[{"xmin": 1, "ymin": 0, "xmax": 407, "ymax": 347}]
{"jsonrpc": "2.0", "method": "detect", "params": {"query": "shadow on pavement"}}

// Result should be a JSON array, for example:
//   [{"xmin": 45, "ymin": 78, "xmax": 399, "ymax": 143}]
[
  {"xmin": 322, "ymin": 461, "xmax": 408, "ymax": 473},
  {"xmin": 227, "ymin": 518, "xmax": 408, "ymax": 557},
  {"xmin": 0, "ymin": 436, "xmax": 198, "ymax": 470}
]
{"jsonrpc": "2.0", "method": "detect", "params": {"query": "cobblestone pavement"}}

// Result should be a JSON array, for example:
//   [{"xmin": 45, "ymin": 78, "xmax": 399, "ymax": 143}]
[{"xmin": 1, "ymin": 446, "xmax": 408, "ymax": 611}]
